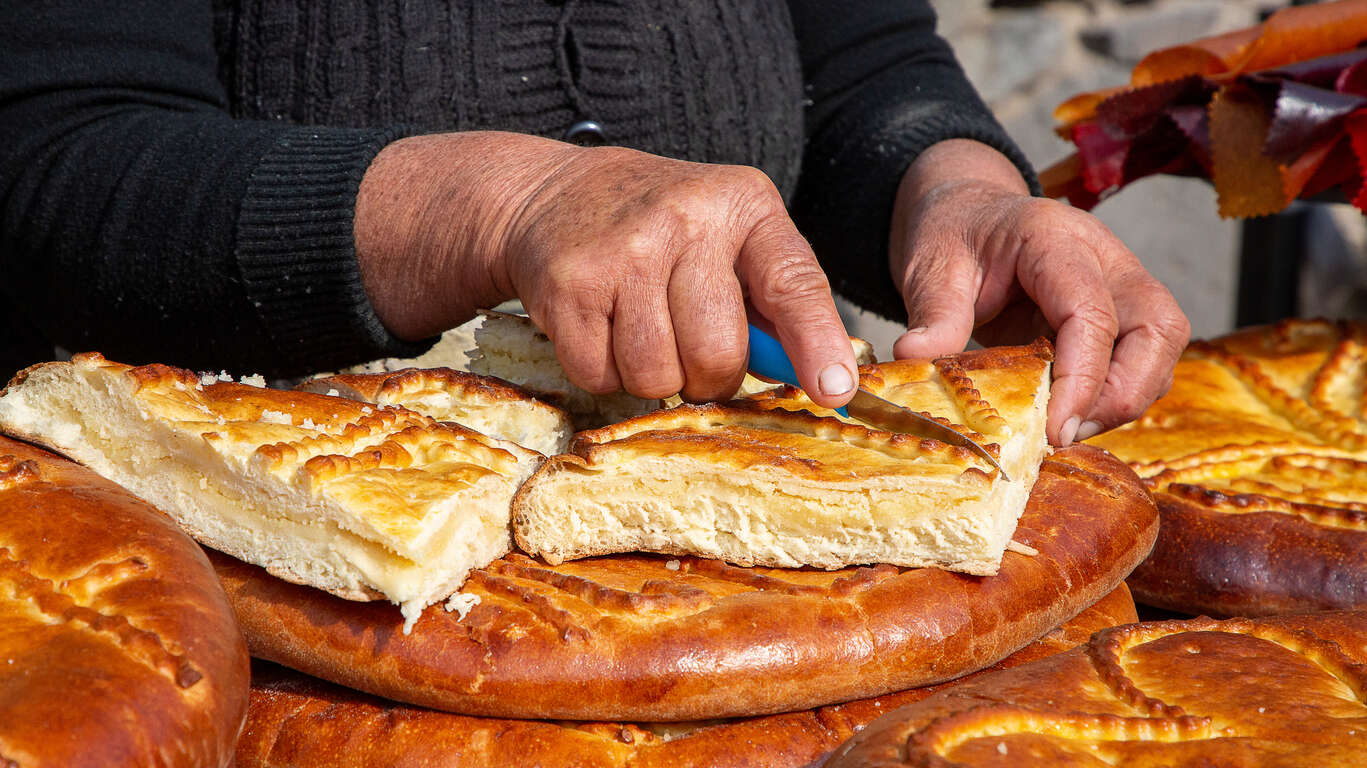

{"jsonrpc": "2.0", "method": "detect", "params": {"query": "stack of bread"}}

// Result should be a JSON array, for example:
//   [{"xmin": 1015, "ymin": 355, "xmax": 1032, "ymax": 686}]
[{"xmin": 0, "ymin": 311, "xmax": 1175, "ymax": 766}]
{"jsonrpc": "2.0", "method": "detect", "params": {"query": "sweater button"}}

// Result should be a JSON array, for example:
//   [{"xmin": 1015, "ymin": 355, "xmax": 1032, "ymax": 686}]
[{"xmin": 564, "ymin": 120, "xmax": 607, "ymax": 146}]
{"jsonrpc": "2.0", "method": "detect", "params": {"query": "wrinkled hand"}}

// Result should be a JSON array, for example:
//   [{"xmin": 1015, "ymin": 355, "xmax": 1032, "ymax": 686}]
[
  {"xmin": 890, "ymin": 140, "xmax": 1189, "ymax": 446},
  {"xmin": 355, "ymin": 131, "xmax": 856, "ymax": 406}
]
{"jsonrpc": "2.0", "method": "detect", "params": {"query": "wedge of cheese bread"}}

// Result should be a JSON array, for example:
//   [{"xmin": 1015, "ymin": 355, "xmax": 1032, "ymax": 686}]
[
  {"xmin": 512, "ymin": 341, "xmax": 1053, "ymax": 574},
  {"xmin": 0, "ymin": 354, "xmax": 542, "ymax": 631}
]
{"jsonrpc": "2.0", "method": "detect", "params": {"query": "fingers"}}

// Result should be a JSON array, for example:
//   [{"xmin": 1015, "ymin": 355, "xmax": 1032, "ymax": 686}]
[
  {"xmin": 612, "ymin": 285, "xmax": 686, "ymax": 400},
  {"xmin": 739, "ymin": 214, "xmax": 856, "ymax": 409},
  {"xmin": 1072, "ymin": 273, "xmax": 1189, "ymax": 440},
  {"xmin": 534, "ymin": 278, "xmax": 622, "ymax": 395},
  {"xmin": 891, "ymin": 240, "xmax": 981, "ymax": 361},
  {"xmin": 669, "ymin": 252, "xmax": 749, "ymax": 402},
  {"xmin": 507, "ymin": 151, "xmax": 850, "ymax": 404},
  {"xmin": 1013, "ymin": 229, "xmax": 1119, "ymax": 446},
  {"xmin": 1011, "ymin": 203, "xmax": 1189, "ymax": 445}
]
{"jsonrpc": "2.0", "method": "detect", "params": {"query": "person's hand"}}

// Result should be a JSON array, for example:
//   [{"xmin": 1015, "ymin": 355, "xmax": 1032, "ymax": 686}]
[
  {"xmin": 354, "ymin": 131, "xmax": 857, "ymax": 407},
  {"xmin": 889, "ymin": 139, "xmax": 1189, "ymax": 446}
]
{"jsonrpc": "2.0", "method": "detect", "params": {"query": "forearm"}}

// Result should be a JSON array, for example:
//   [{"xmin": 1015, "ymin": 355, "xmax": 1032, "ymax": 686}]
[
  {"xmin": 785, "ymin": 0, "xmax": 1038, "ymax": 323},
  {"xmin": 355, "ymin": 131, "xmax": 578, "ymax": 342}
]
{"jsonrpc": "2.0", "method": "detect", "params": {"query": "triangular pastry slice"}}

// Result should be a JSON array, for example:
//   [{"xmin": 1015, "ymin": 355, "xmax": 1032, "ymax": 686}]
[
  {"xmin": 512, "ymin": 341, "xmax": 1053, "ymax": 574},
  {"xmin": 298, "ymin": 367, "xmax": 573, "ymax": 457},
  {"xmin": 0, "ymin": 354, "xmax": 542, "ymax": 632}
]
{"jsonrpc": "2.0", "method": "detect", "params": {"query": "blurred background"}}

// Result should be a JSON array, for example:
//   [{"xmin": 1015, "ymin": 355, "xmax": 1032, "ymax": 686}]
[{"xmin": 840, "ymin": 0, "xmax": 1367, "ymax": 358}]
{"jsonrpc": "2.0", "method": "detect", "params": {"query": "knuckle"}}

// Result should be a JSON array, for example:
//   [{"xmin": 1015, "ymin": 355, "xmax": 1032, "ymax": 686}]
[
  {"xmin": 755, "ymin": 249, "xmax": 832, "ymax": 304},
  {"xmin": 683, "ymin": 336, "xmax": 748, "ymax": 384},
  {"xmin": 1072, "ymin": 301, "xmax": 1121, "ymax": 341},
  {"xmin": 621, "ymin": 366, "xmax": 683, "ymax": 400}
]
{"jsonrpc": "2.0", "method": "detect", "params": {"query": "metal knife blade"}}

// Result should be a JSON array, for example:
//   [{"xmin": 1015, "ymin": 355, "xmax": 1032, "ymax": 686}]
[{"xmin": 844, "ymin": 389, "xmax": 1009, "ymax": 480}]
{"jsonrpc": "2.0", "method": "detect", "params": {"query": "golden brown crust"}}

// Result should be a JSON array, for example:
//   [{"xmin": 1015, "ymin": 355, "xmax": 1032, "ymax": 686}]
[
  {"xmin": 299, "ymin": 367, "xmax": 537, "ymax": 405},
  {"xmin": 827, "ymin": 611, "xmax": 1367, "ymax": 767},
  {"xmin": 0, "ymin": 435, "xmax": 249, "ymax": 768},
  {"xmin": 1089, "ymin": 319, "xmax": 1367, "ymax": 616},
  {"xmin": 211, "ymin": 444, "xmax": 1156, "ymax": 721},
  {"xmin": 565, "ymin": 401, "xmax": 992, "ymax": 481},
  {"xmin": 232, "ymin": 586, "xmax": 1136, "ymax": 768}
]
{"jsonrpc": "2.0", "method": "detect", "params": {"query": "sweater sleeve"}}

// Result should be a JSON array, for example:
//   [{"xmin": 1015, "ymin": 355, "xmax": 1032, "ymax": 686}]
[
  {"xmin": 0, "ymin": 0, "xmax": 430, "ymax": 378},
  {"xmin": 786, "ymin": 0, "xmax": 1040, "ymax": 324}
]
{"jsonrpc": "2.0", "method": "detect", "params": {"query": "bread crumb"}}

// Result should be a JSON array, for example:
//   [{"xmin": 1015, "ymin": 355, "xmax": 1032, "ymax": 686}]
[
  {"xmin": 444, "ymin": 592, "xmax": 482, "ymax": 620},
  {"xmin": 300, "ymin": 417, "xmax": 317, "ymax": 430},
  {"xmin": 240, "ymin": 374, "xmax": 267, "ymax": 388},
  {"xmin": 997, "ymin": 742, "xmax": 1007, "ymax": 755},
  {"xmin": 665, "ymin": 559, "xmax": 681, "ymax": 571},
  {"xmin": 361, "ymin": 406, "xmax": 373, "ymax": 415},
  {"xmin": 1005, "ymin": 540, "xmax": 1039, "ymax": 557},
  {"xmin": 326, "ymin": 388, "xmax": 340, "ymax": 397}
]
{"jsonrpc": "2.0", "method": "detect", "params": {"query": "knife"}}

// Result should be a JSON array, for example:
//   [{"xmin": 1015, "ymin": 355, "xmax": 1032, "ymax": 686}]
[{"xmin": 745, "ymin": 324, "xmax": 1009, "ymax": 480}]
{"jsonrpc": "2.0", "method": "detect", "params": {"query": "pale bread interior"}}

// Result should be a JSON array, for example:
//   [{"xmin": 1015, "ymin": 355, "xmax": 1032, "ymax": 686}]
[
  {"xmin": 0, "ymin": 355, "xmax": 541, "ymax": 632},
  {"xmin": 513, "ymin": 354, "xmax": 1051, "ymax": 574}
]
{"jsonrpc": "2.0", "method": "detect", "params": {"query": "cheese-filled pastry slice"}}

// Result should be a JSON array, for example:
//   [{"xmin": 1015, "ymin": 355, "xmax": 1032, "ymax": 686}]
[
  {"xmin": 0, "ymin": 354, "xmax": 541, "ymax": 632},
  {"xmin": 512, "ymin": 341, "xmax": 1053, "ymax": 574}
]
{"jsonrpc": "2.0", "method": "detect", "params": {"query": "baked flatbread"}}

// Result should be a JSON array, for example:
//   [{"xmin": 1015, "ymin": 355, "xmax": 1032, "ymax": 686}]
[
  {"xmin": 513, "ymin": 342, "xmax": 1053, "ymax": 574},
  {"xmin": 0, "ymin": 354, "xmax": 542, "ymax": 632},
  {"xmin": 1089, "ymin": 319, "xmax": 1367, "ymax": 616},
  {"xmin": 210, "ymin": 443, "xmax": 1152, "ymax": 721},
  {"xmin": 0, "ymin": 435, "xmax": 248, "ymax": 768},
  {"xmin": 233, "ymin": 586, "xmax": 1137, "ymax": 768},
  {"xmin": 828, "ymin": 611, "xmax": 1367, "ymax": 767},
  {"xmin": 298, "ymin": 367, "xmax": 573, "ymax": 457}
]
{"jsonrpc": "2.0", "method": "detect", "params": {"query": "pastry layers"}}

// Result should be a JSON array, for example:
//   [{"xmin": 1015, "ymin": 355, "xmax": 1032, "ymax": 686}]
[{"xmin": 0, "ymin": 354, "xmax": 541, "ymax": 631}]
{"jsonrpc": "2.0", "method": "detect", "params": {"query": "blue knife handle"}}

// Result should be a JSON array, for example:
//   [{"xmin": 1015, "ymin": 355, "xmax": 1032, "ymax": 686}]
[
  {"xmin": 746, "ymin": 324, "xmax": 848, "ymax": 417},
  {"xmin": 746, "ymin": 324, "xmax": 800, "ymax": 387}
]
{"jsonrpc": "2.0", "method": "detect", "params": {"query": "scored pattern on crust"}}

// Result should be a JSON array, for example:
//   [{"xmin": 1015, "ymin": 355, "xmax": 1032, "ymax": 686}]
[
  {"xmin": 899, "ymin": 617, "xmax": 1367, "ymax": 765},
  {"xmin": 459, "ymin": 555, "xmax": 907, "ymax": 643},
  {"xmin": 0, "ymin": 547, "xmax": 203, "ymax": 688},
  {"xmin": 929, "ymin": 357, "xmax": 1009, "ymax": 437},
  {"xmin": 1109, "ymin": 319, "xmax": 1367, "ymax": 532},
  {"xmin": 574, "ymin": 401, "xmax": 993, "ymax": 476}
]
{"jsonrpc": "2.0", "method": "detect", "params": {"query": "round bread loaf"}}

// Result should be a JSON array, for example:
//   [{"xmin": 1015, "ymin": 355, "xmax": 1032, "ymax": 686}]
[
  {"xmin": 211, "ymin": 444, "xmax": 1157, "ymax": 721},
  {"xmin": 0, "ymin": 435, "xmax": 249, "ymax": 768},
  {"xmin": 826, "ymin": 610, "xmax": 1367, "ymax": 767},
  {"xmin": 1089, "ymin": 318, "xmax": 1367, "ymax": 616},
  {"xmin": 234, "ymin": 586, "xmax": 1137, "ymax": 768}
]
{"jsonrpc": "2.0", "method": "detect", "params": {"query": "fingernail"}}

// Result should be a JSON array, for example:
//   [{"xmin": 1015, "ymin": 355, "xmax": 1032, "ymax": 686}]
[
  {"xmin": 1060, "ymin": 415, "xmax": 1081, "ymax": 446},
  {"xmin": 1075, "ymin": 420, "xmax": 1104, "ymax": 443},
  {"xmin": 819, "ymin": 364, "xmax": 855, "ymax": 396}
]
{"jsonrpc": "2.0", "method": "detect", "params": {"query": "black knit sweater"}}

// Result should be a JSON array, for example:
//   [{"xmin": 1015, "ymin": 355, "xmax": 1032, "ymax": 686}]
[{"xmin": 0, "ymin": 0, "xmax": 1035, "ymax": 379}]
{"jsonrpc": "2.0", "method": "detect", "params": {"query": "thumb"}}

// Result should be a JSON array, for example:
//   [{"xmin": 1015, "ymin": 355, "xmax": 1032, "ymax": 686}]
[{"xmin": 891, "ymin": 244, "xmax": 981, "ymax": 361}]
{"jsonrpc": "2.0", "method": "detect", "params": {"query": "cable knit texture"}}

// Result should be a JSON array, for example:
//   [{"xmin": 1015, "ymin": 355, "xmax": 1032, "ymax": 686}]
[{"xmin": 0, "ymin": 0, "xmax": 1033, "ymax": 378}]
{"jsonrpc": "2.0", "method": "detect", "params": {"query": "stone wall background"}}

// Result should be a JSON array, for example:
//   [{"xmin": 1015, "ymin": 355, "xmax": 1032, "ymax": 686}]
[{"xmin": 838, "ymin": 0, "xmax": 1319, "ymax": 358}]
